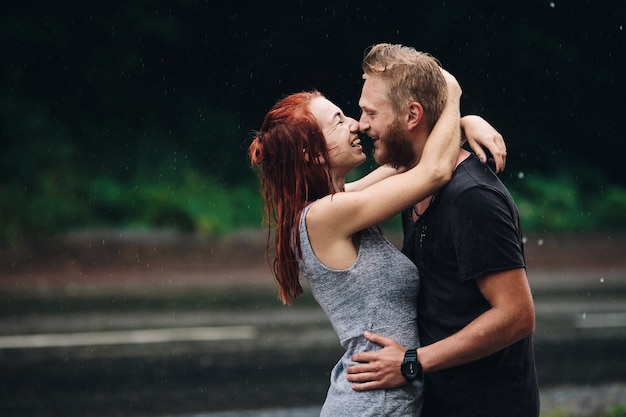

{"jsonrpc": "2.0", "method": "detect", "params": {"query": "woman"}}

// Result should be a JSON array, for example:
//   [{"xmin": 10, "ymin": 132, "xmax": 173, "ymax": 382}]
[{"xmin": 248, "ymin": 71, "xmax": 496, "ymax": 415}]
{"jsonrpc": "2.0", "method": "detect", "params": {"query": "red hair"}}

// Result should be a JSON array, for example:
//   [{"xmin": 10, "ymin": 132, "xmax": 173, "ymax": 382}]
[{"xmin": 249, "ymin": 91, "xmax": 334, "ymax": 305}]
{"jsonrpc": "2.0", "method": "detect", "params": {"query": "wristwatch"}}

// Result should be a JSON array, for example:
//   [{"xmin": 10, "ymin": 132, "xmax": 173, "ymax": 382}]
[{"xmin": 400, "ymin": 348, "xmax": 423, "ymax": 382}]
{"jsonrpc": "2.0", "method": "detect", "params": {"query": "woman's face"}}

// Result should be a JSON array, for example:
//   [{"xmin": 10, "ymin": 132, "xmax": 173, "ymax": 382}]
[{"xmin": 309, "ymin": 96, "xmax": 366, "ymax": 175}]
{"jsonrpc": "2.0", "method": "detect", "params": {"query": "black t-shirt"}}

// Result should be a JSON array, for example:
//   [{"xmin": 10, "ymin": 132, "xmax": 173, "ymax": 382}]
[{"xmin": 402, "ymin": 154, "xmax": 540, "ymax": 417}]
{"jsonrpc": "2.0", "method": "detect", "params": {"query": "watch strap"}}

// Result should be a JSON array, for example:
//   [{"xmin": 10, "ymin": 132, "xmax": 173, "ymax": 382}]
[{"xmin": 404, "ymin": 348, "xmax": 417, "ymax": 361}]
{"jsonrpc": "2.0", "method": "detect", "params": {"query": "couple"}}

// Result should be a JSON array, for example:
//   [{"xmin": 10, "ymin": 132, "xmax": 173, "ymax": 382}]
[{"xmin": 248, "ymin": 43, "xmax": 539, "ymax": 417}]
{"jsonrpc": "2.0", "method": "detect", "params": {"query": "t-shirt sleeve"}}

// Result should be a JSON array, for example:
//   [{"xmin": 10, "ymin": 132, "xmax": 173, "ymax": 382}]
[{"xmin": 448, "ymin": 186, "xmax": 526, "ymax": 282}]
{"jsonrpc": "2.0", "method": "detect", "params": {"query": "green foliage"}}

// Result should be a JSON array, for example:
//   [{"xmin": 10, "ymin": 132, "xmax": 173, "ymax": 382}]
[
  {"xmin": 0, "ymin": 169, "xmax": 262, "ymax": 245},
  {"xmin": 540, "ymin": 407, "xmax": 568, "ymax": 417},
  {"xmin": 87, "ymin": 172, "xmax": 262, "ymax": 235},
  {"xmin": 540, "ymin": 403, "xmax": 626, "ymax": 417},
  {"xmin": 3, "ymin": 164, "xmax": 626, "ymax": 246},
  {"xmin": 508, "ymin": 171, "xmax": 626, "ymax": 233},
  {"xmin": 605, "ymin": 404, "xmax": 626, "ymax": 417}
]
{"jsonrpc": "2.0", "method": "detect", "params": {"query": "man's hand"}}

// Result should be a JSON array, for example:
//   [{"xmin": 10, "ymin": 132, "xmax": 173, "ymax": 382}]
[{"xmin": 346, "ymin": 331, "xmax": 408, "ymax": 391}]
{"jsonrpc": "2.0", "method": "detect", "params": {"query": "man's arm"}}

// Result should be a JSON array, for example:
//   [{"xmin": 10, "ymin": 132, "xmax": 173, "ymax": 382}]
[{"xmin": 346, "ymin": 268, "xmax": 534, "ymax": 390}]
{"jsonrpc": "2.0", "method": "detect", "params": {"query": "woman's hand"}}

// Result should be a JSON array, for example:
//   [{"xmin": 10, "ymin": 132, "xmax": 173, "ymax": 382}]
[{"xmin": 461, "ymin": 115, "xmax": 507, "ymax": 173}]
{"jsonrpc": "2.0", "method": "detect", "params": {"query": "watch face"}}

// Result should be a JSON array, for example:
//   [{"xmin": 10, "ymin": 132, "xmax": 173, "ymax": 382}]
[
  {"xmin": 402, "ymin": 361, "xmax": 419, "ymax": 377},
  {"xmin": 402, "ymin": 359, "xmax": 422, "ymax": 380},
  {"xmin": 402, "ymin": 349, "xmax": 422, "ymax": 381}
]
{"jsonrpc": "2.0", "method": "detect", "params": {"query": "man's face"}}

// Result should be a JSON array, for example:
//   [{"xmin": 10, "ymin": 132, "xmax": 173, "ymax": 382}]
[{"xmin": 358, "ymin": 76, "xmax": 415, "ymax": 168}]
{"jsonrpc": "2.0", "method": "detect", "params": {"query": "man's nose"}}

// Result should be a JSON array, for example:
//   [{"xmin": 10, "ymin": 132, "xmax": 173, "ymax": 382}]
[{"xmin": 358, "ymin": 119, "xmax": 369, "ymax": 132}]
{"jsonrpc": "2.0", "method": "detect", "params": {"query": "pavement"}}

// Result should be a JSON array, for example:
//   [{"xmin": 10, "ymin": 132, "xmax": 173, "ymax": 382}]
[
  {"xmin": 1, "ymin": 229, "xmax": 625, "ymax": 291},
  {"xmin": 1, "ymin": 229, "xmax": 626, "ymax": 417}
]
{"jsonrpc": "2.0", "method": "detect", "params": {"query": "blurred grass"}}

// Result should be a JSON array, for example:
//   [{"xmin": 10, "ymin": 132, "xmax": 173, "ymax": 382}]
[
  {"xmin": 0, "ymin": 170, "xmax": 262, "ymax": 245},
  {"xmin": 541, "ymin": 404, "xmax": 626, "ymax": 417},
  {"xmin": 1, "ymin": 168, "xmax": 626, "ymax": 246}
]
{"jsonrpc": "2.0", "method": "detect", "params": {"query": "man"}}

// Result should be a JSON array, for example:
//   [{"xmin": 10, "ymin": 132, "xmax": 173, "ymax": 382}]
[{"xmin": 346, "ymin": 43, "xmax": 540, "ymax": 416}]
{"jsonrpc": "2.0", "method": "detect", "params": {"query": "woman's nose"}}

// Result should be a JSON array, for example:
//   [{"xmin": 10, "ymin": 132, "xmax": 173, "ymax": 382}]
[{"xmin": 348, "ymin": 118, "xmax": 359, "ymax": 133}]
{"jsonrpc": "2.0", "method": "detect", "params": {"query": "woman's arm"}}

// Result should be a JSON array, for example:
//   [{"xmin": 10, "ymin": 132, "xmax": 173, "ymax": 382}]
[
  {"xmin": 345, "ymin": 115, "xmax": 505, "ymax": 193},
  {"xmin": 344, "ymin": 165, "xmax": 406, "ymax": 192}
]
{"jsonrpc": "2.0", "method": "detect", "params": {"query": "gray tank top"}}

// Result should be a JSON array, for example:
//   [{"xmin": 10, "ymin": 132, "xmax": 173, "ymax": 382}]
[{"xmin": 297, "ymin": 204, "xmax": 423, "ymax": 416}]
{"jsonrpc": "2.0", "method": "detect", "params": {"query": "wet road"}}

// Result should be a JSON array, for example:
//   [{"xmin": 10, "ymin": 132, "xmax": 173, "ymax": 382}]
[{"xmin": 2, "ymin": 269, "xmax": 626, "ymax": 417}]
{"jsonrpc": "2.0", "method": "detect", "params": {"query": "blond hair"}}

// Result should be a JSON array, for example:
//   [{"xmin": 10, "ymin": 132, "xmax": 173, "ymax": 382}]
[{"xmin": 362, "ymin": 43, "xmax": 447, "ymax": 129}]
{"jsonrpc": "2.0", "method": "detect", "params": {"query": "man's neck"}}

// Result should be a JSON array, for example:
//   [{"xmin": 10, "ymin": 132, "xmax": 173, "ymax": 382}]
[
  {"xmin": 408, "ymin": 132, "xmax": 429, "ymax": 169},
  {"xmin": 412, "ymin": 148, "xmax": 471, "ymax": 216},
  {"xmin": 456, "ymin": 148, "xmax": 471, "ymax": 168}
]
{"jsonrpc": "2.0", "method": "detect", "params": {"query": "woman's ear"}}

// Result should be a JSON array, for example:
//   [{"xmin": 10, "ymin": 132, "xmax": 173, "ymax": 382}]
[{"xmin": 303, "ymin": 149, "xmax": 325, "ymax": 165}]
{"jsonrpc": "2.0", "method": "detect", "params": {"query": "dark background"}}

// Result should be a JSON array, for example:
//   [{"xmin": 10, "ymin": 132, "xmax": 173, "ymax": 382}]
[
  {"xmin": 1, "ymin": 3, "xmax": 626, "ymax": 415},
  {"xmin": 2, "ymin": 0, "xmax": 625, "ymax": 238}
]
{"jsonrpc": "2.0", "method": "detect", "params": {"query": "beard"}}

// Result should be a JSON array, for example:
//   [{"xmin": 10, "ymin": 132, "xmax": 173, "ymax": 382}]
[{"xmin": 372, "ymin": 118, "xmax": 416, "ymax": 169}]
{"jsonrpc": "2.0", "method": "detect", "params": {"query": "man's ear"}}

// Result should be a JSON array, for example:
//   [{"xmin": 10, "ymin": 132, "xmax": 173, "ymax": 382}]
[{"xmin": 407, "ymin": 102, "xmax": 423, "ymax": 129}]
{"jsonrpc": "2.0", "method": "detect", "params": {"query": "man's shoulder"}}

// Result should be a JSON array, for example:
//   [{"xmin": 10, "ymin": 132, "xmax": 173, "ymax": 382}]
[
  {"xmin": 446, "ymin": 156, "xmax": 508, "ymax": 195},
  {"xmin": 439, "ymin": 156, "xmax": 486, "ymax": 196}
]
